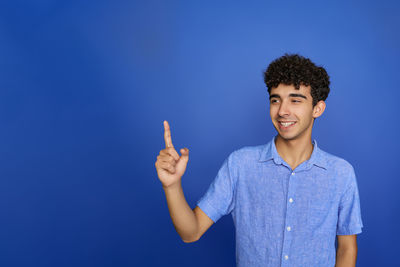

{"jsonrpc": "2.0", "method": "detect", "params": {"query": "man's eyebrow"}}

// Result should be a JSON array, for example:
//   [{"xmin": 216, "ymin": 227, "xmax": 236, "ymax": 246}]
[
  {"xmin": 269, "ymin": 93, "xmax": 307, "ymax": 100},
  {"xmin": 269, "ymin": 94, "xmax": 280, "ymax": 100},
  {"xmin": 289, "ymin": 93, "xmax": 307, "ymax": 99}
]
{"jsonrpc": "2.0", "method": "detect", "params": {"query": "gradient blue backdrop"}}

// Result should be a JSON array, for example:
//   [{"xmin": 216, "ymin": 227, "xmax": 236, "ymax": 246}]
[{"xmin": 0, "ymin": 0, "xmax": 399, "ymax": 266}]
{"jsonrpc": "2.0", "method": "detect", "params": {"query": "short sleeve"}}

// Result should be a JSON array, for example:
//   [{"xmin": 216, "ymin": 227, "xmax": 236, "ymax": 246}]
[
  {"xmin": 336, "ymin": 166, "xmax": 364, "ymax": 235},
  {"xmin": 196, "ymin": 153, "xmax": 236, "ymax": 223}
]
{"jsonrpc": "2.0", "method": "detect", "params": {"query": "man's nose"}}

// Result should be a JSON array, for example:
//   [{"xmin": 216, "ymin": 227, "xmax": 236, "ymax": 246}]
[{"xmin": 278, "ymin": 100, "xmax": 290, "ymax": 117}]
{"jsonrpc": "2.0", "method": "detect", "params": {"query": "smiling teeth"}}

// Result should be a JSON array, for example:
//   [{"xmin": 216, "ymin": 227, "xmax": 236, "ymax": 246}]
[{"xmin": 280, "ymin": 122, "xmax": 295, "ymax": 127}]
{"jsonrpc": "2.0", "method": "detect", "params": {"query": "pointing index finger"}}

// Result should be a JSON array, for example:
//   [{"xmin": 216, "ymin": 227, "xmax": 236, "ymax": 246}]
[{"xmin": 163, "ymin": 120, "xmax": 174, "ymax": 148}]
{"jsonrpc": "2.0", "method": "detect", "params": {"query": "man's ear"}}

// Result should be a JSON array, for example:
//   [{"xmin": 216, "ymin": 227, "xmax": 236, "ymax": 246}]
[{"xmin": 313, "ymin": 100, "xmax": 326, "ymax": 119}]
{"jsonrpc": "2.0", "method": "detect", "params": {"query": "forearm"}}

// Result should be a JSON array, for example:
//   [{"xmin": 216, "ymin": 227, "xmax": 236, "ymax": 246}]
[
  {"xmin": 335, "ymin": 247, "xmax": 357, "ymax": 267},
  {"xmin": 163, "ymin": 181, "xmax": 198, "ymax": 242}
]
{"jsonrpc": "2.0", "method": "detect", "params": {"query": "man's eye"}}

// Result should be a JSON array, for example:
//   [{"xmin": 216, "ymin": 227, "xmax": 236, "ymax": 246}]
[
  {"xmin": 271, "ymin": 99, "xmax": 278, "ymax": 103},
  {"xmin": 292, "ymin": 100, "xmax": 301, "ymax": 103}
]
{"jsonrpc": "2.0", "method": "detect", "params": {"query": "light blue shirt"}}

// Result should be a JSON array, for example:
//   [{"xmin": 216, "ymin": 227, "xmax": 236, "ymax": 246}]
[{"xmin": 196, "ymin": 136, "xmax": 363, "ymax": 266}]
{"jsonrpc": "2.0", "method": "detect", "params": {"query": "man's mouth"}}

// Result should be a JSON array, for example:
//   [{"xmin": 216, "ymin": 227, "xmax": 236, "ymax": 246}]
[{"xmin": 278, "ymin": 121, "xmax": 296, "ymax": 129}]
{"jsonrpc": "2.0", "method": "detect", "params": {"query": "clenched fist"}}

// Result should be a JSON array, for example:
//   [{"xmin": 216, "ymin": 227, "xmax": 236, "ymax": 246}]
[{"xmin": 155, "ymin": 121, "xmax": 189, "ymax": 189}]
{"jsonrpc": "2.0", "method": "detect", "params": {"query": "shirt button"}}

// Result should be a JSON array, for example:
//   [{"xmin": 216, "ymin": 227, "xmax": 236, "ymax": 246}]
[
  {"xmin": 291, "ymin": 172, "xmax": 295, "ymax": 175},
  {"xmin": 284, "ymin": 255, "xmax": 289, "ymax": 260},
  {"xmin": 289, "ymin": 198, "xmax": 293, "ymax": 203},
  {"xmin": 287, "ymin": 226, "xmax": 291, "ymax": 231}
]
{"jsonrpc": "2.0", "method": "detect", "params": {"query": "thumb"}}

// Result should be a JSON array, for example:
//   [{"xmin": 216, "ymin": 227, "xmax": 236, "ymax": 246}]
[{"xmin": 180, "ymin": 148, "xmax": 189, "ymax": 159}]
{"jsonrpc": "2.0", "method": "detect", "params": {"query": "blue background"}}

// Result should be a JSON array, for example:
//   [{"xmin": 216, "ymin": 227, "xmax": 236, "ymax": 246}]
[{"xmin": 0, "ymin": 0, "xmax": 399, "ymax": 266}]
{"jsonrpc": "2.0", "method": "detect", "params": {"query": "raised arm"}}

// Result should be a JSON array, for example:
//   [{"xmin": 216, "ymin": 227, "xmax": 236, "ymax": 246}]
[{"xmin": 155, "ymin": 121, "xmax": 214, "ymax": 242}]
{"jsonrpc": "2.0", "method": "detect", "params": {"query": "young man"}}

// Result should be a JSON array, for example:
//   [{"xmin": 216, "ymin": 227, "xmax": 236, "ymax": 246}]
[{"xmin": 155, "ymin": 54, "xmax": 363, "ymax": 266}]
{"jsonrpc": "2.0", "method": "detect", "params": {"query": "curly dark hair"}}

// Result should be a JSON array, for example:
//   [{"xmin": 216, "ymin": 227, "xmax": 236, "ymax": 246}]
[{"xmin": 263, "ymin": 53, "xmax": 330, "ymax": 106}]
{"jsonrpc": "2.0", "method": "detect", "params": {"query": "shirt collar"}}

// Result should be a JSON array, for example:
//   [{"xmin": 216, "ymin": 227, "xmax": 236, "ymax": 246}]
[{"xmin": 258, "ymin": 135, "xmax": 327, "ymax": 170}]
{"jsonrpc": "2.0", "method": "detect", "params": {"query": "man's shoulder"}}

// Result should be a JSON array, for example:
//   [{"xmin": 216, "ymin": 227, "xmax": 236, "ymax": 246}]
[
  {"xmin": 317, "ymin": 147, "xmax": 355, "ymax": 174},
  {"xmin": 228, "ymin": 143, "xmax": 267, "ymax": 162}
]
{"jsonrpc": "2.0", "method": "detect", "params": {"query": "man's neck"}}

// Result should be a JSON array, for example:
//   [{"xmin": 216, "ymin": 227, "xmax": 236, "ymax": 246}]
[{"xmin": 274, "ymin": 134, "xmax": 314, "ymax": 171}]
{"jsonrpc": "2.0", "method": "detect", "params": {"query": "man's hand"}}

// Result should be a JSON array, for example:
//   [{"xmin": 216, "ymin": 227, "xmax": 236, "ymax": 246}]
[{"xmin": 155, "ymin": 121, "xmax": 189, "ymax": 189}]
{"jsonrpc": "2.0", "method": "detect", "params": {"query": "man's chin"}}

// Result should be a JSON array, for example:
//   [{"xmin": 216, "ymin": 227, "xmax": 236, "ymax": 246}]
[
  {"xmin": 273, "ymin": 125, "xmax": 299, "ymax": 141},
  {"xmin": 276, "ymin": 132, "xmax": 297, "ymax": 141}
]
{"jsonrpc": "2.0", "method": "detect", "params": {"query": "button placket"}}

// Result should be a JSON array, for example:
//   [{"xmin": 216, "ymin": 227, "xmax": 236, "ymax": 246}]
[{"xmin": 281, "ymin": 170, "xmax": 296, "ymax": 265}]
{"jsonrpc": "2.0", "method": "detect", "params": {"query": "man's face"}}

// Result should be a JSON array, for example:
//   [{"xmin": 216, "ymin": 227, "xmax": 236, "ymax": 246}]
[{"xmin": 269, "ymin": 83, "xmax": 321, "ymax": 141}]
